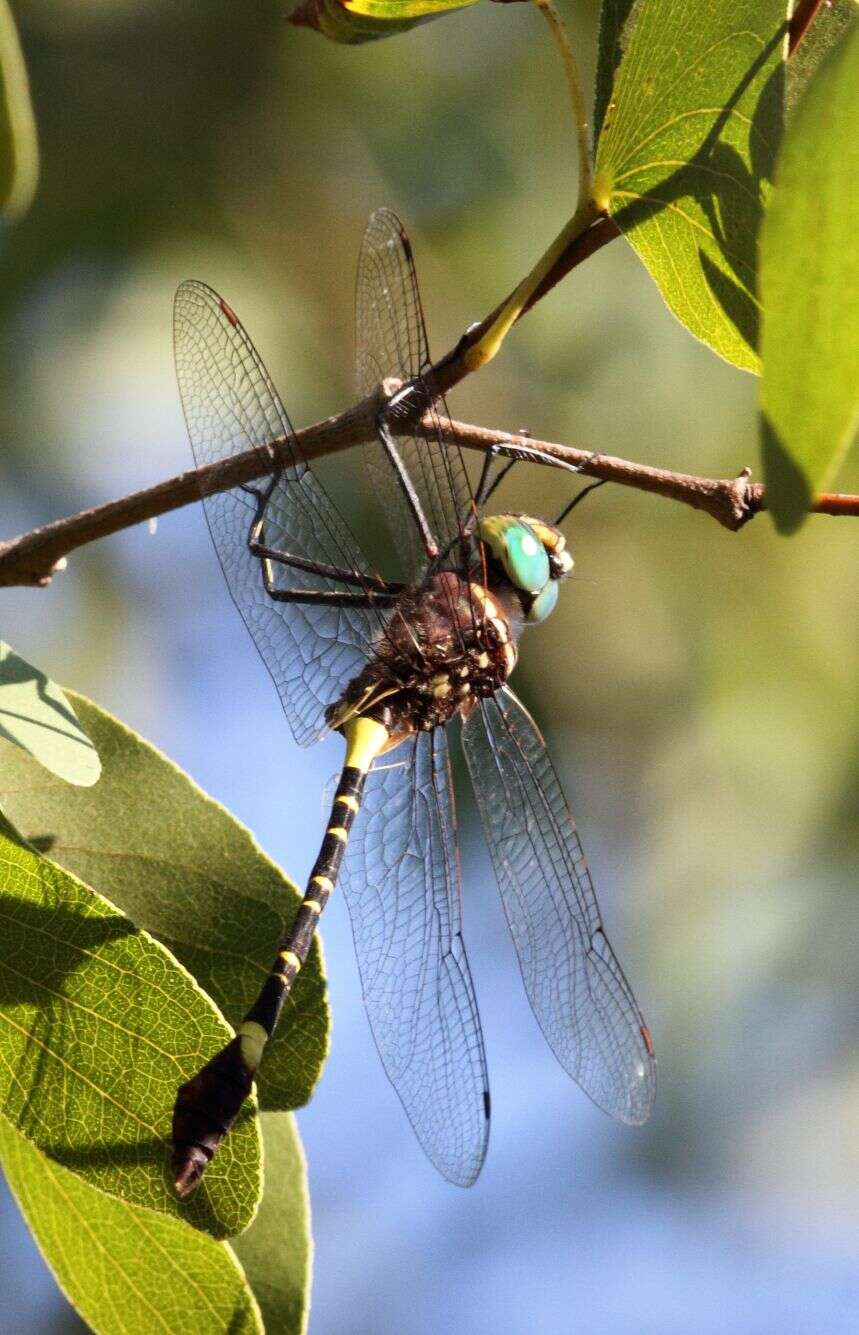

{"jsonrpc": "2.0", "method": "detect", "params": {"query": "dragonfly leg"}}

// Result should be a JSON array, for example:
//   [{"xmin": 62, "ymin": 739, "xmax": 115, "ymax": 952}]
[
  {"xmin": 249, "ymin": 536, "xmax": 403, "ymax": 595},
  {"xmin": 259, "ymin": 568, "xmax": 400, "ymax": 609},
  {"xmin": 481, "ymin": 440, "xmax": 592, "ymax": 480},
  {"xmin": 553, "ymin": 478, "xmax": 607, "ymax": 526},
  {"xmin": 377, "ymin": 399, "xmax": 439, "ymax": 562},
  {"xmin": 264, "ymin": 587, "xmax": 399, "ymax": 607},
  {"xmin": 246, "ymin": 474, "xmax": 404, "ymax": 598},
  {"xmin": 256, "ymin": 545, "xmax": 399, "ymax": 606},
  {"xmin": 471, "ymin": 441, "xmax": 605, "ymax": 529},
  {"xmin": 471, "ymin": 446, "xmax": 519, "ymax": 518}
]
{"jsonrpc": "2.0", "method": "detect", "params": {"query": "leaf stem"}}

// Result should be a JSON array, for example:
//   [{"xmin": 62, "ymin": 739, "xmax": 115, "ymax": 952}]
[
  {"xmin": 462, "ymin": 196, "xmax": 598, "ymax": 370},
  {"xmin": 531, "ymin": 0, "xmax": 593, "ymax": 204},
  {"xmin": 459, "ymin": 0, "xmax": 597, "ymax": 373}
]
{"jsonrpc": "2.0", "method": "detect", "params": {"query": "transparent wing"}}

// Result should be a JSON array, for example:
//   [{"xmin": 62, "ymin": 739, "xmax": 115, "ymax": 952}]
[
  {"xmin": 175, "ymin": 279, "xmax": 384, "ymax": 746},
  {"xmin": 340, "ymin": 728, "xmax": 490, "ymax": 1186},
  {"xmin": 355, "ymin": 208, "xmax": 474, "ymax": 579},
  {"xmin": 461, "ymin": 689, "xmax": 655, "ymax": 1125}
]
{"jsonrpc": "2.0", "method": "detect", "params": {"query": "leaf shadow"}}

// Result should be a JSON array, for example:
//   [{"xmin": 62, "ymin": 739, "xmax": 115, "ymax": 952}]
[
  {"xmin": 22, "ymin": 832, "xmax": 56, "ymax": 854},
  {"xmin": 611, "ymin": 21, "xmax": 787, "ymax": 355},
  {"xmin": 760, "ymin": 410, "xmax": 811, "ymax": 532},
  {"xmin": 0, "ymin": 890, "xmax": 138, "ymax": 1007},
  {"xmin": 0, "ymin": 652, "xmax": 96, "ymax": 757},
  {"xmin": 35, "ymin": 1103, "xmax": 258, "ymax": 1240}
]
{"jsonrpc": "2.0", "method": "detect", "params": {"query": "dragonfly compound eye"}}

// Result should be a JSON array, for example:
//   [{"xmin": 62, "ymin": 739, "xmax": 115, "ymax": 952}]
[
  {"xmin": 479, "ymin": 516, "xmax": 550, "ymax": 594},
  {"xmin": 526, "ymin": 578, "xmax": 559, "ymax": 623}
]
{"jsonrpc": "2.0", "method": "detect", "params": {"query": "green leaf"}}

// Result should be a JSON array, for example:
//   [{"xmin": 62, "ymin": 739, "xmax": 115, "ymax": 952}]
[
  {"xmin": 289, "ymin": 0, "xmax": 479, "ymax": 45},
  {"xmin": 0, "ymin": 819, "xmax": 262, "ymax": 1238},
  {"xmin": 0, "ymin": 0, "xmax": 37, "ymax": 217},
  {"xmin": 759, "ymin": 19, "xmax": 859, "ymax": 532},
  {"xmin": 0, "ymin": 1118, "xmax": 263, "ymax": 1335},
  {"xmin": 231, "ymin": 1113, "xmax": 311, "ymax": 1335},
  {"xmin": 787, "ymin": 0, "xmax": 858, "ymax": 114},
  {"xmin": 0, "ymin": 692, "xmax": 329, "ymax": 1113},
  {"xmin": 594, "ymin": 0, "xmax": 787, "ymax": 373},
  {"xmin": 0, "ymin": 644, "xmax": 100, "ymax": 787}
]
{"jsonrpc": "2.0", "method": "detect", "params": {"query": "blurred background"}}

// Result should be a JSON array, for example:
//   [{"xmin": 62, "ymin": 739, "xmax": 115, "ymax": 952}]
[{"xmin": 2, "ymin": 1, "xmax": 858, "ymax": 1331}]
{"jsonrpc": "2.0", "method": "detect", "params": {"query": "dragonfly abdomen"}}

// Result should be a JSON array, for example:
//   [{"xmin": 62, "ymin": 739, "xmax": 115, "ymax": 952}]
[
  {"xmin": 243, "ymin": 768, "xmax": 366, "ymax": 1031},
  {"xmin": 172, "ymin": 716, "xmax": 388, "ymax": 1197}
]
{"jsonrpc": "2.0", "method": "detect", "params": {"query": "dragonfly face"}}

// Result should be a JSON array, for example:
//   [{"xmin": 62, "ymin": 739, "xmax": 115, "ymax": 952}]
[{"xmin": 478, "ymin": 513, "xmax": 574, "ymax": 624}]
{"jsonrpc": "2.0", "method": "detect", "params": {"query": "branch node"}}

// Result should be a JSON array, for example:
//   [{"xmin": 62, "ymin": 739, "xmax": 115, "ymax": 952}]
[{"xmin": 724, "ymin": 468, "xmax": 760, "ymax": 530}]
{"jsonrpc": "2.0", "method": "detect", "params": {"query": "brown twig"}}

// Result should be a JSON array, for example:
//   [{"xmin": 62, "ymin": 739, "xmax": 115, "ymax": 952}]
[
  {"xmin": 788, "ymin": 0, "xmax": 828, "ymax": 57},
  {"xmin": 1, "ymin": 404, "xmax": 856, "ymax": 589}
]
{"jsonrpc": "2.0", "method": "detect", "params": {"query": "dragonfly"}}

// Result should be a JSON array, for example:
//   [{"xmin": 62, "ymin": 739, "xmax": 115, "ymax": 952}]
[{"xmin": 171, "ymin": 208, "xmax": 655, "ymax": 1195}]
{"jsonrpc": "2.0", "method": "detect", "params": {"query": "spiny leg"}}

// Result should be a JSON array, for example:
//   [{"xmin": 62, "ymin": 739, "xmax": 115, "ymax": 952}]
[
  {"xmin": 256, "ymin": 543, "xmax": 400, "ymax": 609},
  {"xmin": 472, "ymin": 445, "xmax": 519, "ymax": 518},
  {"xmin": 377, "ymin": 388, "xmax": 439, "ymax": 562},
  {"xmin": 250, "ymin": 538, "xmax": 404, "ymax": 593},
  {"xmin": 467, "ymin": 440, "xmax": 602, "ymax": 537},
  {"xmin": 248, "ymin": 496, "xmax": 403, "ymax": 606},
  {"xmin": 553, "ymin": 477, "xmax": 607, "ymax": 526},
  {"xmin": 247, "ymin": 477, "xmax": 406, "ymax": 592},
  {"xmin": 249, "ymin": 527, "xmax": 404, "ymax": 595},
  {"xmin": 171, "ymin": 716, "xmax": 390, "ymax": 1196}
]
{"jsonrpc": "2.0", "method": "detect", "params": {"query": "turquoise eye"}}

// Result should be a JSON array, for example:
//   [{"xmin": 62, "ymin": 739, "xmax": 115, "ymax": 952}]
[
  {"xmin": 527, "ymin": 579, "xmax": 559, "ymax": 623},
  {"xmin": 506, "ymin": 523, "xmax": 550, "ymax": 592},
  {"xmin": 479, "ymin": 516, "xmax": 550, "ymax": 593}
]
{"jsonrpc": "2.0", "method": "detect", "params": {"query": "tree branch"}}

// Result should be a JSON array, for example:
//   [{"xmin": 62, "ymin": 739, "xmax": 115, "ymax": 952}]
[
  {"xmin": 0, "ymin": 11, "xmax": 848, "ymax": 592},
  {"xmin": 2, "ymin": 400, "xmax": 856, "ymax": 589}
]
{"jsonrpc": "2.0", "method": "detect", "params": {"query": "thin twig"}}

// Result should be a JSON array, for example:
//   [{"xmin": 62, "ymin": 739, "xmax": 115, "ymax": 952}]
[
  {"xmin": 788, "ymin": 0, "xmax": 828, "ymax": 57},
  {"xmin": 1, "ymin": 405, "xmax": 856, "ymax": 589}
]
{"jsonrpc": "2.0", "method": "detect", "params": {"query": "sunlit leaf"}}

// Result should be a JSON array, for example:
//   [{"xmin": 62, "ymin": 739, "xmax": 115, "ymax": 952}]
[
  {"xmin": 0, "ymin": 644, "xmax": 100, "ymax": 787},
  {"xmin": 0, "ymin": 692, "xmax": 329, "ymax": 1113},
  {"xmin": 0, "ymin": 0, "xmax": 37, "ymax": 217},
  {"xmin": 0, "ymin": 1118, "xmax": 263, "ymax": 1335},
  {"xmin": 759, "ymin": 19, "xmax": 859, "ymax": 532},
  {"xmin": 231, "ymin": 1112, "xmax": 311, "ymax": 1335},
  {"xmin": 290, "ymin": 0, "xmax": 478, "ymax": 45},
  {"xmin": 594, "ymin": 0, "xmax": 787, "ymax": 373},
  {"xmin": 0, "ymin": 818, "xmax": 262, "ymax": 1238}
]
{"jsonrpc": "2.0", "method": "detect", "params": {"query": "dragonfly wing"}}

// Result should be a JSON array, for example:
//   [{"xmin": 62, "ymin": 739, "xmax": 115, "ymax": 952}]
[
  {"xmin": 339, "ymin": 728, "xmax": 490, "ymax": 1186},
  {"xmin": 175, "ymin": 280, "xmax": 383, "ymax": 746},
  {"xmin": 355, "ymin": 209, "xmax": 475, "ymax": 578},
  {"xmin": 461, "ymin": 688, "xmax": 655, "ymax": 1125}
]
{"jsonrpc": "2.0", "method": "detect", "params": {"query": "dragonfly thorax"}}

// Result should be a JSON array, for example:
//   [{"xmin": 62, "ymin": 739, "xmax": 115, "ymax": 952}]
[{"xmin": 326, "ymin": 571, "xmax": 520, "ymax": 747}]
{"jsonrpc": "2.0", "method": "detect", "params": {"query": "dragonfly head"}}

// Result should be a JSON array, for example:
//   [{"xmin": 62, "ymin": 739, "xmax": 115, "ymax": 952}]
[{"xmin": 478, "ymin": 514, "xmax": 573, "ymax": 625}]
